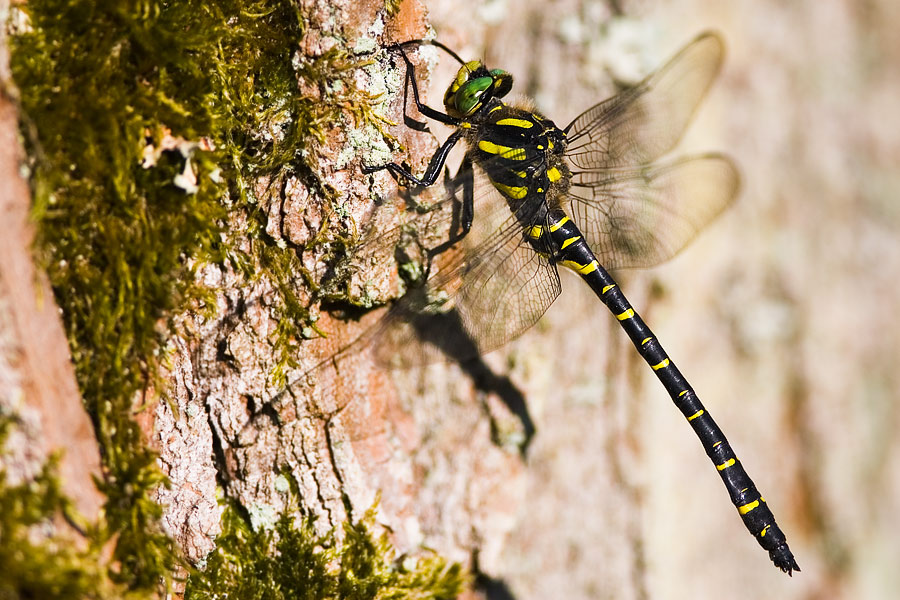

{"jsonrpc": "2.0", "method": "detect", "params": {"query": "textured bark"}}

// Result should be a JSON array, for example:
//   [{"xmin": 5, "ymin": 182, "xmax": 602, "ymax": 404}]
[
  {"xmin": 148, "ymin": 0, "xmax": 530, "ymax": 570},
  {"xmin": 17, "ymin": 0, "xmax": 892, "ymax": 599},
  {"xmin": 6, "ymin": 0, "xmax": 900, "ymax": 597}
]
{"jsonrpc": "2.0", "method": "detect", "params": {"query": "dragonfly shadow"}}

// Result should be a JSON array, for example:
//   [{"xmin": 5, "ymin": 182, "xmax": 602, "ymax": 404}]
[
  {"xmin": 472, "ymin": 549, "xmax": 519, "ymax": 600},
  {"xmin": 474, "ymin": 574, "xmax": 518, "ymax": 600},
  {"xmin": 408, "ymin": 308, "xmax": 536, "ymax": 457},
  {"xmin": 206, "ymin": 288, "xmax": 535, "ymax": 456}
]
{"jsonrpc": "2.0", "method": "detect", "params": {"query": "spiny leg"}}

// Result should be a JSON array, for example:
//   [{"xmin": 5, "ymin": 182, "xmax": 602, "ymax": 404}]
[
  {"xmin": 363, "ymin": 129, "xmax": 464, "ymax": 186},
  {"xmin": 391, "ymin": 42, "xmax": 461, "ymax": 126},
  {"xmin": 426, "ymin": 153, "xmax": 477, "ymax": 258},
  {"xmin": 363, "ymin": 44, "xmax": 465, "ymax": 184}
]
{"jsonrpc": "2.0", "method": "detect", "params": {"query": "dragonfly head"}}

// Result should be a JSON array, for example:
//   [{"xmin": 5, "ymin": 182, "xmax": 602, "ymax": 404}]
[{"xmin": 443, "ymin": 60, "xmax": 513, "ymax": 118}]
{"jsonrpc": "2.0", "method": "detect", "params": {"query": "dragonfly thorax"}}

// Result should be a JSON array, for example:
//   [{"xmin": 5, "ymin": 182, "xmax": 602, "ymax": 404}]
[{"xmin": 465, "ymin": 101, "xmax": 571, "ymax": 212}]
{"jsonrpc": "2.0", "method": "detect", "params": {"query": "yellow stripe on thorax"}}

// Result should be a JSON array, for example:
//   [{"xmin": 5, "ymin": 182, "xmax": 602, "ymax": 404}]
[
  {"xmin": 495, "ymin": 117, "xmax": 534, "ymax": 128},
  {"xmin": 560, "ymin": 235, "xmax": 581, "ymax": 250},
  {"xmin": 478, "ymin": 140, "xmax": 527, "ymax": 160},
  {"xmin": 546, "ymin": 167, "xmax": 562, "ymax": 182},
  {"xmin": 492, "ymin": 182, "xmax": 528, "ymax": 199},
  {"xmin": 549, "ymin": 215, "xmax": 569, "ymax": 231}
]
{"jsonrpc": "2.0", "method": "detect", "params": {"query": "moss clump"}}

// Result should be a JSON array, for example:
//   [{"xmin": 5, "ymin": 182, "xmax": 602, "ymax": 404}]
[
  {"xmin": 0, "ymin": 417, "xmax": 136, "ymax": 600},
  {"xmin": 11, "ymin": 0, "xmax": 229, "ymax": 589},
  {"xmin": 186, "ymin": 503, "xmax": 467, "ymax": 600},
  {"xmin": 384, "ymin": 0, "xmax": 404, "ymax": 17},
  {"xmin": 8, "ymin": 0, "xmax": 388, "ymax": 593}
]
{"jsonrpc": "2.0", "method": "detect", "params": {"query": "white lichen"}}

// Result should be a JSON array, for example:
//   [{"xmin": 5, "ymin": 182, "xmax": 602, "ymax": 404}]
[{"xmin": 248, "ymin": 502, "xmax": 279, "ymax": 532}]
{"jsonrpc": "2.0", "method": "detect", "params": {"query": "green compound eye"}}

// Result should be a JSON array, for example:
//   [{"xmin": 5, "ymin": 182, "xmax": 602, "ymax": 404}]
[
  {"xmin": 489, "ymin": 69, "xmax": 513, "ymax": 98},
  {"xmin": 453, "ymin": 76, "xmax": 494, "ymax": 116}
]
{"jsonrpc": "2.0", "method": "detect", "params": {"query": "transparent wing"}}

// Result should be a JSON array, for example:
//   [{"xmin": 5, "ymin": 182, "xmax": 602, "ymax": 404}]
[
  {"xmin": 373, "ymin": 164, "xmax": 561, "ymax": 365},
  {"xmin": 444, "ymin": 167, "xmax": 561, "ymax": 354},
  {"xmin": 566, "ymin": 154, "xmax": 739, "ymax": 269},
  {"xmin": 564, "ymin": 32, "xmax": 725, "ymax": 169}
]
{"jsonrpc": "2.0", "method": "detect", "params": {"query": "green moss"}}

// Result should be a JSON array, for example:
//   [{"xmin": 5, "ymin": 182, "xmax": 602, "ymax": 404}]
[
  {"xmin": 384, "ymin": 0, "xmax": 404, "ymax": 17},
  {"xmin": 0, "ymin": 416, "xmax": 137, "ymax": 600},
  {"xmin": 11, "ymin": 0, "xmax": 226, "ymax": 589},
  {"xmin": 185, "ymin": 502, "xmax": 467, "ymax": 600},
  {"xmin": 8, "ymin": 0, "xmax": 396, "ymax": 593}
]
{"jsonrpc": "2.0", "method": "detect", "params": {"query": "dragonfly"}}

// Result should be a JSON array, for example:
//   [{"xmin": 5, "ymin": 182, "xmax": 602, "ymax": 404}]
[{"xmin": 308, "ymin": 31, "xmax": 799, "ymax": 574}]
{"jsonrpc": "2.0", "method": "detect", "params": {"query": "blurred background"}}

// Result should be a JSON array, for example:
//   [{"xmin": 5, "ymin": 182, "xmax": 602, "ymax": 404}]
[{"xmin": 420, "ymin": 0, "xmax": 900, "ymax": 598}]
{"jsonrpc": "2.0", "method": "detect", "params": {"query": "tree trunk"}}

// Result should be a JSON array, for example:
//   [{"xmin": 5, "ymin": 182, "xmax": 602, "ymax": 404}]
[{"xmin": 6, "ymin": 1, "xmax": 900, "ymax": 599}]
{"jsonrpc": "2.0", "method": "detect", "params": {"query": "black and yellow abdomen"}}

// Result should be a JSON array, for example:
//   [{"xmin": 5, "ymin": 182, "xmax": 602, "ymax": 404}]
[{"xmin": 528, "ymin": 209, "xmax": 799, "ymax": 572}]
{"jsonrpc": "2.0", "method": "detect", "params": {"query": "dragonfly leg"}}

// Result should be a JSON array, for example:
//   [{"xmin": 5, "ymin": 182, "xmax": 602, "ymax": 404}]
[
  {"xmin": 424, "ymin": 156, "xmax": 476, "ymax": 261},
  {"xmin": 363, "ymin": 42, "xmax": 466, "ymax": 182},
  {"xmin": 458, "ymin": 153, "xmax": 475, "ymax": 235},
  {"xmin": 390, "ymin": 43, "xmax": 460, "ymax": 126},
  {"xmin": 363, "ymin": 129, "xmax": 464, "ymax": 185}
]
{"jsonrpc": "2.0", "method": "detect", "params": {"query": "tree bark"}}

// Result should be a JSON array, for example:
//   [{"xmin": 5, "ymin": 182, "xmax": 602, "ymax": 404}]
[{"xmin": 8, "ymin": 1, "xmax": 900, "ymax": 599}]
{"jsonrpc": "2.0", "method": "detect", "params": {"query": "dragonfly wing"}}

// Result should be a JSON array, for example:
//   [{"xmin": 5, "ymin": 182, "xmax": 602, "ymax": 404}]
[
  {"xmin": 567, "ymin": 154, "xmax": 740, "ymax": 269},
  {"xmin": 564, "ymin": 32, "xmax": 725, "ymax": 169},
  {"xmin": 373, "ymin": 165, "xmax": 562, "ymax": 365},
  {"xmin": 454, "ymin": 176, "xmax": 562, "ymax": 355}
]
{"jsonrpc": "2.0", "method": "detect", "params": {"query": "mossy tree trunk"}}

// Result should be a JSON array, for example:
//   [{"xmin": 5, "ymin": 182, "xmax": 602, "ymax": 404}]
[
  {"xmin": 146, "ymin": 0, "xmax": 652, "ymax": 595},
  {"xmin": 0, "ymin": 0, "xmax": 665, "ymax": 597},
  {"xmin": 147, "ymin": 0, "xmax": 533, "ymax": 573},
  {"xmin": 11, "ymin": 0, "xmax": 900, "ymax": 599}
]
